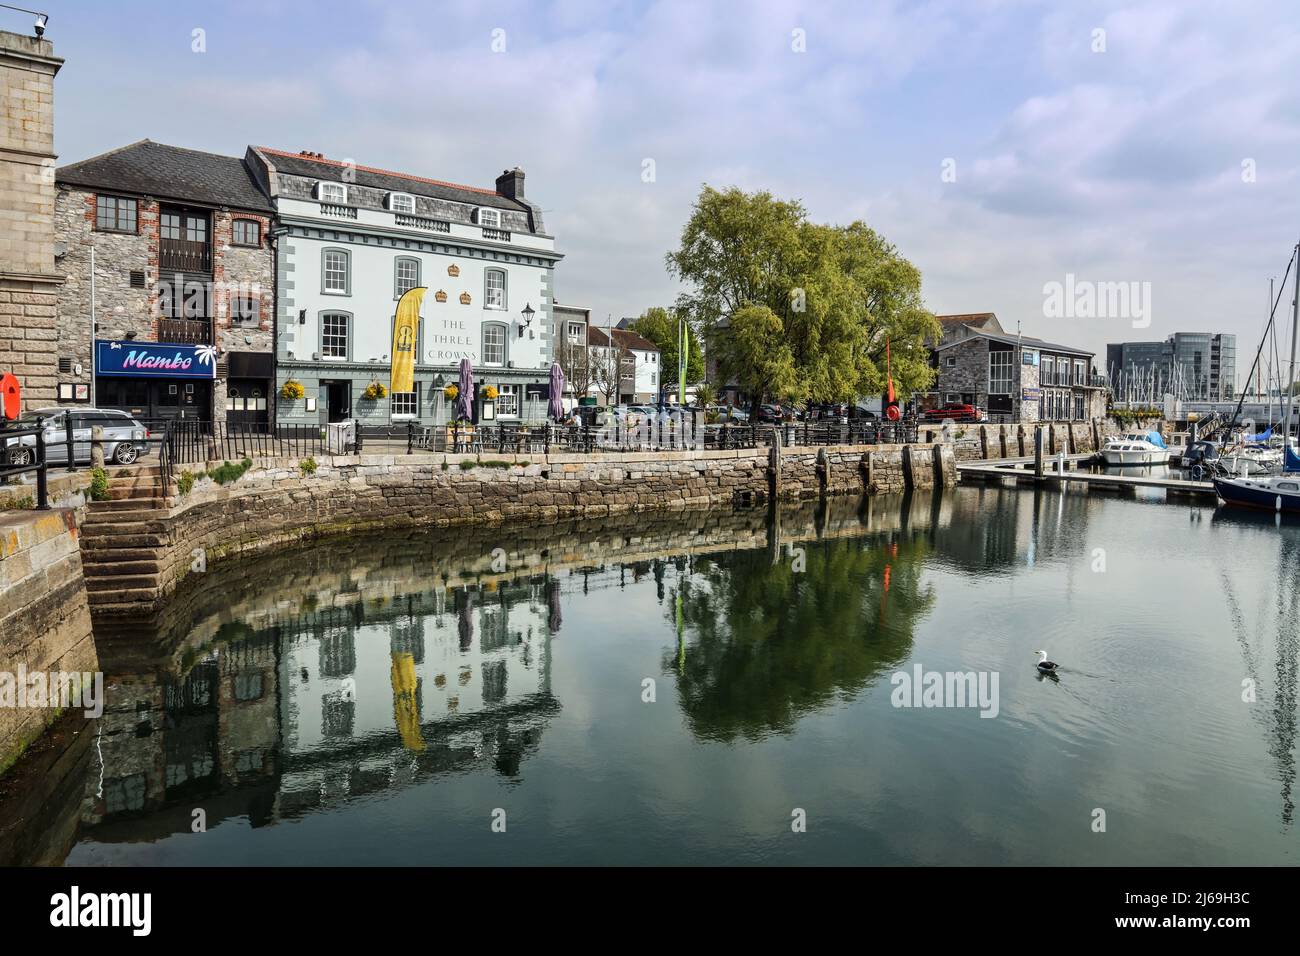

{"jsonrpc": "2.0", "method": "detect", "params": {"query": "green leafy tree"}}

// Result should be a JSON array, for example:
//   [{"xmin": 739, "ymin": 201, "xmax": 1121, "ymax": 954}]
[
  {"xmin": 628, "ymin": 307, "xmax": 705, "ymax": 385},
  {"xmin": 667, "ymin": 185, "xmax": 940, "ymax": 412},
  {"xmin": 722, "ymin": 304, "xmax": 800, "ymax": 405}
]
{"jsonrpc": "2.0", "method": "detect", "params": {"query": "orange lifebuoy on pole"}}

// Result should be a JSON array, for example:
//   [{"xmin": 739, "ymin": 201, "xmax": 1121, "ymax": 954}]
[
  {"xmin": 883, "ymin": 334, "xmax": 901, "ymax": 421},
  {"xmin": 0, "ymin": 372, "xmax": 20, "ymax": 421}
]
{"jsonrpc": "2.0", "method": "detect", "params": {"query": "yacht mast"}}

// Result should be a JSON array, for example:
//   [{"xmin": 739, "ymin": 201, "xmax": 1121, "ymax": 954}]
[{"xmin": 1286, "ymin": 240, "xmax": 1300, "ymax": 451}]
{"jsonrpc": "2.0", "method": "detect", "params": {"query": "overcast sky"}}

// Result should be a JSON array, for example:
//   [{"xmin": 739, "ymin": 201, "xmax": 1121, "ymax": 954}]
[{"xmin": 37, "ymin": 0, "xmax": 1300, "ymax": 367}]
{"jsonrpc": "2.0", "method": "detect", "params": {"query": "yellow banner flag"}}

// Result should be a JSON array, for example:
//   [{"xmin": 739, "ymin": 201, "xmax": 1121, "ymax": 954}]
[
  {"xmin": 390, "ymin": 651, "xmax": 426, "ymax": 752},
  {"xmin": 391, "ymin": 286, "xmax": 426, "ymax": 394}
]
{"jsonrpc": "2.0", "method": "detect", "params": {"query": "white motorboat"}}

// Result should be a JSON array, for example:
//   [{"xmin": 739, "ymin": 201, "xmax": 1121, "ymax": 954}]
[{"xmin": 1101, "ymin": 431, "xmax": 1170, "ymax": 466}]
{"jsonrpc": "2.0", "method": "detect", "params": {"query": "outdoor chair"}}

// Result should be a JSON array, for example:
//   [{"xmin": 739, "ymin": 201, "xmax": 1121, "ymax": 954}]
[{"xmin": 447, "ymin": 425, "xmax": 480, "ymax": 454}]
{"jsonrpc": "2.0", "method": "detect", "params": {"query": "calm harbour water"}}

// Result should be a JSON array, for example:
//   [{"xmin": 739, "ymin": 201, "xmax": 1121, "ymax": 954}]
[{"xmin": 4, "ymin": 484, "xmax": 1298, "ymax": 865}]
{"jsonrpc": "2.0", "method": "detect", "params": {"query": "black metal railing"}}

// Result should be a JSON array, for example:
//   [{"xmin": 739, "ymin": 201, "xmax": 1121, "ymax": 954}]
[
  {"xmin": 140, "ymin": 415, "xmax": 926, "ymax": 481},
  {"xmin": 0, "ymin": 418, "xmax": 53, "ymax": 509},
  {"xmin": 765, "ymin": 420, "xmax": 918, "ymax": 446},
  {"xmin": 381, "ymin": 420, "xmax": 739, "ymax": 455},
  {"xmin": 160, "ymin": 419, "xmax": 362, "ymax": 468},
  {"xmin": 384, "ymin": 419, "xmax": 917, "ymax": 454},
  {"xmin": 158, "ymin": 419, "xmax": 175, "ymax": 496}
]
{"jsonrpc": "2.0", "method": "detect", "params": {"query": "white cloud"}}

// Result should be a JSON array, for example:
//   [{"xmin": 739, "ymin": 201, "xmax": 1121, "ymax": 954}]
[{"xmin": 51, "ymin": 0, "xmax": 1300, "ymax": 362}]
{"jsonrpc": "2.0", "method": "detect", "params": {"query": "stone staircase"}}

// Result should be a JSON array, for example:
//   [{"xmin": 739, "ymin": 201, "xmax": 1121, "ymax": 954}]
[{"xmin": 79, "ymin": 464, "xmax": 172, "ymax": 612}]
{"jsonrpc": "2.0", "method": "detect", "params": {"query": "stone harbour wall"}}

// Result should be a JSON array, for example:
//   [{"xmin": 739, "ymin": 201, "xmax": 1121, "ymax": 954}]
[
  {"xmin": 107, "ymin": 448, "xmax": 766, "ymax": 614},
  {"xmin": 0, "ymin": 469, "xmax": 91, "ymax": 512},
  {"xmin": 86, "ymin": 443, "xmax": 955, "ymax": 615},
  {"xmin": 776, "ymin": 445, "xmax": 912, "ymax": 498},
  {"xmin": 918, "ymin": 420, "xmax": 1107, "ymax": 461},
  {"xmin": 0, "ymin": 509, "xmax": 97, "ymax": 773}
]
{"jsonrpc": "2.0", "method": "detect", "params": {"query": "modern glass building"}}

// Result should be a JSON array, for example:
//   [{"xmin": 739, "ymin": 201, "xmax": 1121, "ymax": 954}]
[{"xmin": 1106, "ymin": 333, "xmax": 1236, "ymax": 401}]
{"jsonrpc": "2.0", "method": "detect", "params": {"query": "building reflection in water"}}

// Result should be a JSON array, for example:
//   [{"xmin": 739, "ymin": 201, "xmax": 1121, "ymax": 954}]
[{"xmin": 77, "ymin": 573, "xmax": 559, "ymax": 847}]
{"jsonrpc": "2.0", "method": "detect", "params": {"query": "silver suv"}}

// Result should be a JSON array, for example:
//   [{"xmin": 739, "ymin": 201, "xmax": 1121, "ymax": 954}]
[{"xmin": 4, "ymin": 407, "xmax": 149, "ymax": 466}]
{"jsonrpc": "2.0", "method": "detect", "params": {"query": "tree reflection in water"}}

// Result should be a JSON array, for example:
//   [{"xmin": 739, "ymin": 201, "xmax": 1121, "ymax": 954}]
[{"xmin": 666, "ymin": 534, "xmax": 935, "ymax": 742}]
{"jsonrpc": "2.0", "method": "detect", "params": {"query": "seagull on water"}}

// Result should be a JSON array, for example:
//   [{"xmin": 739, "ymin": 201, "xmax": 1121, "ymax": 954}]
[{"xmin": 1034, "ymin": 650, "xmax": 1059, "ymax": 674}]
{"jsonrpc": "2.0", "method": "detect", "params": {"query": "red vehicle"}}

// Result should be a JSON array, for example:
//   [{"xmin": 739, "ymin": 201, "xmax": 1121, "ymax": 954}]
[{"xmin": 922, "ymin": 402, "xmax": 986, "ymax": 423}]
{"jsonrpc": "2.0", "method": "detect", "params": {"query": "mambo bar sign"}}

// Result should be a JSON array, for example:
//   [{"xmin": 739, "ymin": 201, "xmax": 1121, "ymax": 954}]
[{"xmin": 95, "ymin": 340, "xmax": 217, "ymax": 379}]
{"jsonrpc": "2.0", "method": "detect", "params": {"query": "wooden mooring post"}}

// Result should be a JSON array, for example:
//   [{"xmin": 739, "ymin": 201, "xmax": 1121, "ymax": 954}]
[{"xmin": 767, "ymin": 428, "xmax": 782, "ymax": 499}]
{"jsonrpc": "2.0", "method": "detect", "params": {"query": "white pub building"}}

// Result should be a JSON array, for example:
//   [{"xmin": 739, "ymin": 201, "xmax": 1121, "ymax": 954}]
[{"xmin": 246, "ymin": 148, "xmax": 562, "ymax": 426}]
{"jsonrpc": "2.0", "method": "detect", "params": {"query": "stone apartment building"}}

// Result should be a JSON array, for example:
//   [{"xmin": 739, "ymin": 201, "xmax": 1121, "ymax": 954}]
[
  {"xmin": 930, "ymin": 313, "xmax": 1107, "ymax": 422},
  {"xmin": 933, "ymin": 332, "xmax": 1107, "ymax": 423},
  {"xmin": 553, "ymin": 302, "xmax": 590, "ymax": 405},
  {"xmin": 0, "ymin": 28, "xmax": 62, "ymax": 413},
  {"xmin": 588, "ymin": 325, "xmax": 660, "ymax": 405},
  {"xmin": 54, "ymin": 141, "xmax": 276, "ymax": 426}
]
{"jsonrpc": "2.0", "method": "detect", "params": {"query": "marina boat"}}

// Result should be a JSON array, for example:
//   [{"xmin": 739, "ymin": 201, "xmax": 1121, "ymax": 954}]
[
  {"xmin": 1217, "ymin": 454, "xmax": 1275, "ymax": 477},
  {"xmin": 1217, "ymin": 238, "xmax": 1300, "ymax": 514},
  {"xmin": 1101, "ymin": 430, "xmax": 1170, "ymax": 466},
  {"xmin": 1213, "ymin": 470, "xmax": 1300, "ymax": 513}
]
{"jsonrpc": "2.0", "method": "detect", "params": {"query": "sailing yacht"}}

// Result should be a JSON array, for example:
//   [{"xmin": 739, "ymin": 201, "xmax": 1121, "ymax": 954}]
[
  {"xmin": 1216, "ymin": 241, "xmax": 1300, "ymax": 514},
  {"xmin": 1215, "ymin": 446, "xmax": 1300, "ymax": 512}
]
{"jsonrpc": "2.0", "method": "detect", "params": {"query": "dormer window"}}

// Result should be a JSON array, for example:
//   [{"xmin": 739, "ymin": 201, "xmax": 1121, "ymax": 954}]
[
  {"xmin": 387, "ymin": 192, "xmax": 415, "ymax": 213},
  {"xmin": 477, "ymin": 207, "xmax": 501, "ymax": 228},
  {"xmin": 317, "ymin": 182, "xmax": 347, "ymax": 204}
]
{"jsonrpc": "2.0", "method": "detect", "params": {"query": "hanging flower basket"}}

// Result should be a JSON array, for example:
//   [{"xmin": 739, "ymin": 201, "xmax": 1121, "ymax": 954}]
[
  {"xmin": 444, "ymin": 384, "xmax": 459, "ymax": 400},
  {"xmin": 363, "ymin": 381, "xmax": 387, "ymax": 401},
  {"xmin": 483, "ymin": 385, "xmax": 499, "ymax": 400},
  {"xmin": 280, "ymin": 380, "xmax": 305, "ymax": 400}
]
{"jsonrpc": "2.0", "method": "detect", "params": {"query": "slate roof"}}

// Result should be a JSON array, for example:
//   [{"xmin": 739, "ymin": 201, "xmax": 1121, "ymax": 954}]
[
  {"xmin": 588, "ymin": 326, "xmax": 659, "ymax": 352},
  {"xmin": 256, "ymin": 147, "xmax": 530, "ymax": 214},
  {"xmin": 57, "ymin": 140, "xmax": 273, "ymax": 212},
  {"xmin": 936, "ymin": 328, "xmax": 1094, "ymax": 357},
  {"xmin": 935, "ymin": 312, "xmax": 1002, "ymax": 330}
]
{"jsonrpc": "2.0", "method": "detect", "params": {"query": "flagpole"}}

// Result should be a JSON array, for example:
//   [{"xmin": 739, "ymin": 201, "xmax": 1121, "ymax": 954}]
[{"xmin": 678, "ymin": 315, "xmax": 688, "ymax": 406}]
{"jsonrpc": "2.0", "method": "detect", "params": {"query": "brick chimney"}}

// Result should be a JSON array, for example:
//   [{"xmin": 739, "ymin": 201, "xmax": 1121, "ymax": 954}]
[{"xmin": 495, "ymin": 167, "xmax": 524, "ymax": 200}]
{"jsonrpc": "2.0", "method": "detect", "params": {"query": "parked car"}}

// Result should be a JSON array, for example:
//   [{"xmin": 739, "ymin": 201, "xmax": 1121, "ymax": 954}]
[
  {"xmin": 806, "ymin": 403, "xmax": 850, "ymax": 424},
  {"xmin": 712, "ymin": 405, "xmax": 749, "ymax": 423},
  {"xmin": 756, "ymin": 404, "xmax": 797, "ymax": 424},
  {"xmin": 609, "ymin": 405, "xmax": 653, "ymax": 427},
  {"xmin": 922, "ymin": 403, "xmax": 986, "ymax": 423},
  {"xmin": 3, "ymin": 407, "xmax": 150, "ymax": 466}
]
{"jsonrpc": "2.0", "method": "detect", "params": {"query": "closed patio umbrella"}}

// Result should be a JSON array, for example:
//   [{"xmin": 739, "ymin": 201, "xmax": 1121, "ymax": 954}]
[
  {"xmin": 455, "ymin": 357, "xmax": 474, "ymax": 422},
  {"xmin": 548, "ymin": 362, "xmax": 565, "ymax": 420}
]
